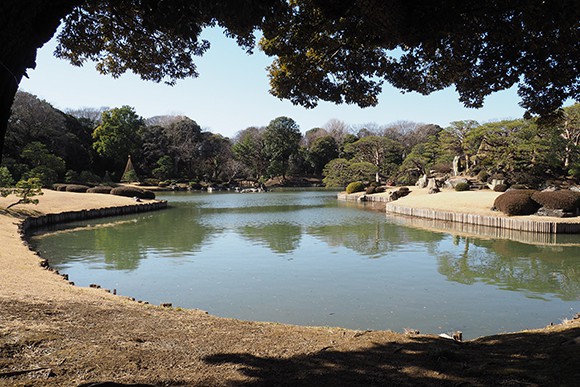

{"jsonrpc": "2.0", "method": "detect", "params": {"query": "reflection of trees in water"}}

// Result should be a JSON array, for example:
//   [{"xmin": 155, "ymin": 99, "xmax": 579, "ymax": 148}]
[
  {"xmin": 41, "ymin": 206, "xmax": 214, "ymax": 271},
  {"xmin": 238, "ymin": 222, "xmax": 302, "ymax": 254},
  {"xmin": 308, "ymin": 221, "xmax": 445, "ymax": 258},
  {"xmin": 437, "ymin": 236, "xmax": 580, "ymax": 301}
]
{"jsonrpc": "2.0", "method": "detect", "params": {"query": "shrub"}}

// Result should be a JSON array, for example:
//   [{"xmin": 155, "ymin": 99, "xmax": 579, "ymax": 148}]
[
  {"xmin": 79, "ymin": 170, "xmax": 101, "ymax": 184},
  {"xmin": 374, "ymin": 186, "xmax": 386, "ymax": 193},
  {"xmin": 531, "ymin": 190, "xmax": 580, "ymax": 211},
  {"xmin": 141, "ymin": 178, "xmax": 159, "ymax": 187},
  {"xmin": 65, "ymin": 184, "xmax": 90, "ymax": 193},
  {"xmin": 52, "ymin": 183, "xmax": 68, "ymax": 191},
  {"xmin": 455, "ymin": 182, "xmax": 470, "ymax": 191},
  {"xmin": 87, "ymin": 186, "xmax": 113, "ymax": 194},
  {"xmin": 477, "ymin": 170, "xmax": 490, "ymax": 182},
  {"xmin": 494, "ymin": 190, "xmax": 540, "ymax": 216},
  {"xmin": 110, "ymin": 186, "xmax": 156, "ymax": 199},
  {"xmin": 365, "ymin": 185, "xmax": 376, "ymax": 194},
  {"xmin": 493, "ymin": 184, "xmax": 508, "ymax": 192},
  {"xmin": 346, "ymin": 181, "xmax": 365, "ymax": 194}
]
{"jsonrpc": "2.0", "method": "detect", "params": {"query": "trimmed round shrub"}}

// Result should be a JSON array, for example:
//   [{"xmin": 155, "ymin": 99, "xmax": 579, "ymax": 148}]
[
  {"xmin": 65, "ymin": 184, "xmax": 90, "ymax": 193},
  {"xmin": 87, "ymin": 185, "xmax": 113, "ymax": 194},
  {"xmin": 52, "ymin": 183, "xmax": 67, "ymax": 191},
  {"xmin": 494, "ymin": 190, "xmax": 540, "ymax": 216},
  {"xmin": 493, "ymin": 184, "xmax": 508, "ymax": 192},
  {"xmin": 365, "ymin": 185, "xmax": 376, "ymax": 194},
  {"xmin": 141, "ymin": 190, "xmax": 156, "ymax": 200},
  {"xmin": 110, "ymin": 186, "xmax": 156, "ymax": 199},
  {"xmin": 346, "ymin": 181, "xmax": 366, "ymax": 194},
  {"xmin": 531, "ymin": 190, "xmax": 580, "ymax": 211},
  {"xmin": 374, "ymin": 186, "xmax": 386, "ymax": 193},
  {"xmin": 455, "ymin": 182, "xmax": 471, "ymax": 191}
]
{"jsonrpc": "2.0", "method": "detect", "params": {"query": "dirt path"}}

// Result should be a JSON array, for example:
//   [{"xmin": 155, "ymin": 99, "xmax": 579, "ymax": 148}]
[{"xmin": 1, "ymin": 190, "xmax": 579, "ymax": 386}]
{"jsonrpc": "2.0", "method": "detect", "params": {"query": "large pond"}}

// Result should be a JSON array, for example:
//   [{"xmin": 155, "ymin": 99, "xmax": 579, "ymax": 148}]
[{"xmin": 30, "ymin": 190, "xmax": 580, "ymax": 338}]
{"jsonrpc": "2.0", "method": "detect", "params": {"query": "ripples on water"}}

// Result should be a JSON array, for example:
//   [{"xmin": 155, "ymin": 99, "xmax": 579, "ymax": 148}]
[{"xmin": 30, "ymin": 190, "xmax": 580, "ymax": 338}]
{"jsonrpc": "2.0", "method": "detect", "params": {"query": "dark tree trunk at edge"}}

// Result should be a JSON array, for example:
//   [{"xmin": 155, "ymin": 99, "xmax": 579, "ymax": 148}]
[{"xmin": 0, "ymin": 1, "xmax": 78, "ymax": 164}]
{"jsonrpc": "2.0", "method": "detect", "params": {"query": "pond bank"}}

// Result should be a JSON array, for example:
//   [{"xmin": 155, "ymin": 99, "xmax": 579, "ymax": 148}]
[
  {"xmin": 339, "ymin": 188, "xmax": 580, "ymax": 234},
  {"xmin": 1, "ymin": 190, "xmax": 579, "ymax": 385}
]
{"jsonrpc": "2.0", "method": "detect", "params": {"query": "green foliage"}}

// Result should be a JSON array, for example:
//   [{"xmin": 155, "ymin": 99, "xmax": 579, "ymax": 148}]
[
  {"xmin": 4, "ymin": 178, "xmax": 44, "ymax": 209},
  {"xmin": 477, "ymin": 170, "xmax": 490, "ymax": 182},
  {"xmin": 493, "ymin": 190, "xmax": 540, "ymax": 216},
  {"xmin": 79, "ymin": 170, "xmax": 102, "ymax": 184},
  {"xmin": 307, "ymin": 135, "xmax": 339, "ymax": 175},
  {"xmin": 263, "ymin": 116, "xmax": 302, "ymax": 178},
  {"xmin": 0, "ymin": 166, "xmax": 14, "ymax": 188},
  {"xmin": 454, "ymin": 182, "xmax": 471, "ymax": 192},
  {"xmin": 121, "ymin": 169, "xmax": 139, "ymax": 183},
  {"xmin": 152, "ymin": 155, "xmax": 173, "ymax": 180},
  {"xmin": 233, "ymin": 127, "xmax": 268, "ymax": 180},
  {"xmin": 92, "ymin": 106, "xmax": 144, "ymax": 165},
  {"xmin": 346, "ymin": 181, "xmax": 365, "ymax": 194},
  {"xmin": 322, "ymin": 158, "xmax": 352, "ymax": 188},
  {"xmin": 261, "ymin": 2, "xmax": 577, "ymax": 116},
  {"xmin": 322, "ymin": 159, "xmax": 378, "ymax": 188},
  {"xmin": 23, "ymin": 166, "xmax": 60, "ymax": 187},
  {"xmin": 348, "ymin": 162, "xmax": 378, "ymax": 182},
  {"xmin": 65, "ymin": 170, "xmax": 80, "ymax": 183},
  {"xmin": 344, "ymin": 136, "xmax": 403, "ymax": 181}
]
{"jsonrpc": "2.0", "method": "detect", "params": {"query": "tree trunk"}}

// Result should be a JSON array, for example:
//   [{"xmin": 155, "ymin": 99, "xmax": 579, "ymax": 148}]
[{"xmin": 0, "ymin": 1, "xmax": 78, "ymax": 164}]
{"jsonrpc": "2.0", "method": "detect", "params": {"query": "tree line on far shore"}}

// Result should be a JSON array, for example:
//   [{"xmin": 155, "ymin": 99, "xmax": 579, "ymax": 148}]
[{"xmin": 1, "ymin": 91, "xmax": 579, "ymax": 192}]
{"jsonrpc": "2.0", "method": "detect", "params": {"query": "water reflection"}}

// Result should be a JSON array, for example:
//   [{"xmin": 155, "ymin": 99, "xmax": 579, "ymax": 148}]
[
  {"xmin": 29, "ymin": 191, "xmax": 580, "ymax": 337},
  {"xmin": 239, "ymin": 222, "xmax": 302, "ymax": 255},
  {"xmin": 436, "ymin": 236, "xmax": 580, "ymax": 301}
]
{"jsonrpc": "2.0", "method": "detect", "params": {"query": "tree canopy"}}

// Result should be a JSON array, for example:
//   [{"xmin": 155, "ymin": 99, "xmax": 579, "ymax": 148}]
[{"xmin": 1, "ymin": 1, "xmax": 578, "ymax": 163}]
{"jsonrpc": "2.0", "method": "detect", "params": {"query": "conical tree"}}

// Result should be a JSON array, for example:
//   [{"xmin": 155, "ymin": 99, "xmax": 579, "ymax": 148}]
[{"xmin": 121, "ymin": 155, "xmax": 139, "ymax": 183}]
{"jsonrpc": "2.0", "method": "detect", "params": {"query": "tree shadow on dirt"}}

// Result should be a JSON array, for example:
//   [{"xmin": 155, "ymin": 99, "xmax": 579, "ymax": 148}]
[{"xmin": 204, "ymin": 327, "xmax": 580, "ymax": 386}]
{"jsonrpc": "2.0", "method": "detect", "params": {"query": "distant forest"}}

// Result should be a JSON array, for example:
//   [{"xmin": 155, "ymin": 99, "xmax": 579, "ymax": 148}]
[{"xmin": 2, "ymin": 91, "xmax": 579, "ymax": 189}]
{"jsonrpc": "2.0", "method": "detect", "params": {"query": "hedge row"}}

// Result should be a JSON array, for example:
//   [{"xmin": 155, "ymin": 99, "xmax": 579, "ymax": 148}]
[
  {"xmin": 52, "ymin": 184, "xmax": 155, "ymax": 200},
  {"xmin": 494, "ymin": 189, "xmax": 580, "ymax": 216}
]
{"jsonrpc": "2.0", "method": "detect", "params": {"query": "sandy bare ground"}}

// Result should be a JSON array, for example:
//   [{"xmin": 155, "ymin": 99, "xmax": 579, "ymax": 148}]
[{"xmin": 1, "ymin": 189, "xmax": 579, "ymax": 386}]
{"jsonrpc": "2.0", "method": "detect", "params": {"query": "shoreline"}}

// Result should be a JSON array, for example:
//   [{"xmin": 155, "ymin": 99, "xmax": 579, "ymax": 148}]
[
  {"xmin": 339, "ymin": 187, "xmax": 580, "ymax": 234},
  {"xmin": 1, "ymin": 189, "xmax": 580, "ymax": 385}
]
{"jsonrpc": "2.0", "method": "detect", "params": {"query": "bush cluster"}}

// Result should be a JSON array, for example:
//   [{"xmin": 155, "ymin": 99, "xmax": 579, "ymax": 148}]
[
  {"xmin": 346, "ymin": 181, "xmax": 365, "ymax": 194},
  {"xmin": 110, "ymin": 186, "xmax": 156, "ymax": 199},
  {"xmin": 87, "ymin": 186, "xmax": 114, "ymax": 194},
  {"xmin": 477, "ymin": 170, "xmax": 490, "ymax": 182},
  {"xmin": 531, "ymin": 190, "xmax": 580, "ymax": 211},
  {"xmin": 65, "ymin": 184, "xmax": 90, "ymax": 193},
  {"xmin": 493, "ymin": 190, "xmax": 540, "ymax": 216},
  {"xmin": 454, "ymin": 182, "xmax": 470, "ymax": 192},
  {"xmin": 52, "ymin": 183, "xmax": 68, "ymax": 191}
]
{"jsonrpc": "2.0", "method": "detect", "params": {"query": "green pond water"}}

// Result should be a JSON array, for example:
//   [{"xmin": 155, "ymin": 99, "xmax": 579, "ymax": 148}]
[{"xmin": 29, "ymin": 190, "xmax": 580, "ymax": 338}]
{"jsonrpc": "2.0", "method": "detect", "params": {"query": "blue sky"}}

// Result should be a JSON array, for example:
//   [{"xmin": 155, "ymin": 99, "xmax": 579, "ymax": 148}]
[{"xmin": 21, "ymin": 27, "xmax": 530, "ymax": 138}]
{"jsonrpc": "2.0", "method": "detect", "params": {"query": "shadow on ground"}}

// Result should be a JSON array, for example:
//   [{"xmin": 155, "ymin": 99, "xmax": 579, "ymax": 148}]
[{"xmin": 204, "ymin": 327, "xmax": 580, "ymax": 386}]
